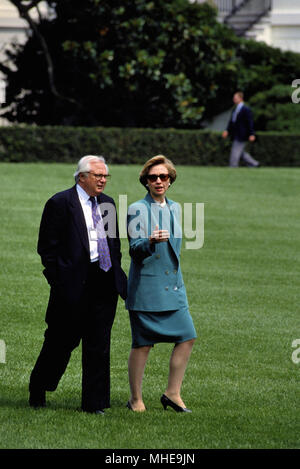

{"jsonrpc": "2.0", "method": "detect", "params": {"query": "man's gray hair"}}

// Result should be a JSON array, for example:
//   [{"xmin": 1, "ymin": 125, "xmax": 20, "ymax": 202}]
[{"xmin": 74, "ymin": 155, "xmax": 108, "ymax": 182}]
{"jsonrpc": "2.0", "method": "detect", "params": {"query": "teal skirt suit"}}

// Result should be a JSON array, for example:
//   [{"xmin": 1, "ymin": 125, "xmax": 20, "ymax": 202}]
[{"xmin": 126, "ymin": 193, "xmax": 197, "ymax": 348}]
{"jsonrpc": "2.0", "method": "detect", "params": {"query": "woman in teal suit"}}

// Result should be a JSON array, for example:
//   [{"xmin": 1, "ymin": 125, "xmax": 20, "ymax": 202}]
[{"xmin": 126, "ymin": 155, "xmax": 197, "ymax": 413}]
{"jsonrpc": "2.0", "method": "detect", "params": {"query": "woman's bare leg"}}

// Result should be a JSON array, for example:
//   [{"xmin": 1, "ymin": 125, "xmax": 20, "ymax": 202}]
[
  {"xmin": 128, "ymin": 346, "xmax": 152, "ymax": 411},
  {"xmin": 164, "ymin": 339, "xmax": 195, "ymax": 408}
]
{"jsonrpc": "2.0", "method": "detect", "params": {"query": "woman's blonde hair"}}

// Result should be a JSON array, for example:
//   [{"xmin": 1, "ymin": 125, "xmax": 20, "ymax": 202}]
[{"xmin": 139, "ymin": 155, "xmax": 177, "ymax": 189}]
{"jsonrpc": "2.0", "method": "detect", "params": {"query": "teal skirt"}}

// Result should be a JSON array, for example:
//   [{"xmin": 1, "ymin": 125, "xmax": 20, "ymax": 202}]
[{"xmin": 129, "ymin": 307, "xmax": 197, "ymax": 348}]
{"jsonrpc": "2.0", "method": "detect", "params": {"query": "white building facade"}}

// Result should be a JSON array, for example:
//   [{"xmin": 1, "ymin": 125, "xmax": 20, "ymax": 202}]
[
  {"xmin": 257, "ymin": 0, "xmax": 300, "ymax": 53},
  {"xmin": 0, "ymin": 0, "xmax": 27, "ymax": 120},
  {"xmin": 0, "ymin": 1, "xmax": 50, "ymax": 123},
  {"xmin": 210, "ymin": 0, "xmax": 300, "ymax": 54},
  {"xmin": 0, "ymin": 0, "xmax": 28, "ymax": 64},
  {"xmin": 1, "ymin": 1, "xmax": 300, "ymax": 126}
]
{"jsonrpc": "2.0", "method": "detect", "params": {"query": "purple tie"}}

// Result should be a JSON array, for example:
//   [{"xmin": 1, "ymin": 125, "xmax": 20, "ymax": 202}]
[{"xmin": 89, "ymin": 196, "xmax": 112, "ymax": 272}]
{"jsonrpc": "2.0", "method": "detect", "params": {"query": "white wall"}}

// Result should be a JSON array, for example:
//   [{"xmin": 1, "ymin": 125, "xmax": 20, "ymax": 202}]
[
  {"xmin": 0, "ymin": 1, "xmax": 28, "ymax": 122},
  {"xmin": 267, "ymin": 0, "xmax": 300, "ymax": 52},
  {"xmin": 0, "ymin": 0, "xmax": 28, "ymax": 61},
  {"xmin": 210, "ymin": 0, "xmax": 300, "ymax": 54},
  {"xmin": 272, "ymin": 0, "xmax": 300, "ymax": 11},
  {"xmin": 0, "ymin": 1, "xmax": 50, "ymax": 123}
]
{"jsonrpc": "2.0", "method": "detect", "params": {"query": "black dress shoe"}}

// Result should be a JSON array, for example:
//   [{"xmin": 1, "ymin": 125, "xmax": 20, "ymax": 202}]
[
  {"xmin": 83, "ymin": 409, "xmax": 105, "ymax": 415},
  {"xmin": 29, "ymin": 389, "xmax": 46, "ymax": 408},
  {"xmin": 160, "ymin": 394, "xmax": 192, "ymax": 413}
]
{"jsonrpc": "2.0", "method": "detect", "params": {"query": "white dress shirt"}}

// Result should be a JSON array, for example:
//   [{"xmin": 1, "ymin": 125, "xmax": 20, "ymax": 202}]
[
  {"xmin": 76, "ymin": 184, "xmax": 101, "ymax": 262},
  {"xmin": 232, "ymin": 102, "xmax": 244, "ymax": 122}
]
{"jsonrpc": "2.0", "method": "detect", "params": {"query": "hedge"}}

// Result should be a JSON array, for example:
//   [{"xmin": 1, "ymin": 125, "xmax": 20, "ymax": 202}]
[{"xmin": 0, "ymin": 125, "xmax": 300, "ymax": 166}]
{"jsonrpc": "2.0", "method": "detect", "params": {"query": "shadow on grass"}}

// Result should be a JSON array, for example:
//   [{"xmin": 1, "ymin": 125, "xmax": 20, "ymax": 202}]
[{"xmin": 0, "ymin": 394, "xmax": 83, "ymax": 414}]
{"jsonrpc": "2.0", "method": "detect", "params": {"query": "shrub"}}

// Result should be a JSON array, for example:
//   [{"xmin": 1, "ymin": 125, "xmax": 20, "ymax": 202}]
[
  {"xmin": 248, "ymin": 84, "xmax": 300, "ymax": 132},
  {"xmin": 0, "ymin": 125, "xmax": 299, "ymax": 166}
]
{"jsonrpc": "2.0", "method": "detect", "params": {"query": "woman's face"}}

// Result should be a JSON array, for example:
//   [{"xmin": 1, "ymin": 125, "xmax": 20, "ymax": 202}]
[{"xmin": 147, "ymin": 164, "xmax": 170, "ymax": 200}]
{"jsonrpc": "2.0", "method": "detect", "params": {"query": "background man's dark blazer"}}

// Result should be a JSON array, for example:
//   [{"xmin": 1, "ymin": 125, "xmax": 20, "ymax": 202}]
[
  {"xmin": 227, "ymin": 104, "xmax": 255, "ymax": 142},
  {"xmin": 37, "ymin": 185, "xmax": 127, "ymax": 321}
]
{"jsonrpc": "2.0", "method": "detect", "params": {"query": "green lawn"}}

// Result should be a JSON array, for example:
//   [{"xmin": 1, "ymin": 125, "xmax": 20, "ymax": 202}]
[{"xmin": 0, "ymin": 163, "xmax": 299, "ymax": 449}]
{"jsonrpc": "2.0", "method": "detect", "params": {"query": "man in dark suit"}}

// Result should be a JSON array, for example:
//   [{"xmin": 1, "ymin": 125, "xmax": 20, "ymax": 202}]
[
  {"xmin": 29, "ymin": 155, "xmax": 127, "ymax": 414},
  {"xmin": 222, "ymin": 91, "xmax": 260, "ymax": 167}
]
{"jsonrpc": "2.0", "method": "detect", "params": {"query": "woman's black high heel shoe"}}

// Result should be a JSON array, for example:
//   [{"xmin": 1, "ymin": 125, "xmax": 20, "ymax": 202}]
[
  {"xmin": 126, "ymin": 400, "xmax": 147, "ymax": 412},
  {"xmin": 126, "ymin": 401, "xmax": 133, "ymax": 411},
  {"xmin": 160, "ymin": 394, "xmax": 192, "ymax": 413}
]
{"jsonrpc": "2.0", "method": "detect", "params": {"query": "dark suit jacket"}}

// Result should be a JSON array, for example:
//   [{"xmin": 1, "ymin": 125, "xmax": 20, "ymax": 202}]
[
  {"xmin": 227, "ymin": 104, "xmax": 255, "ymax": 142},
  {"xmin": 37, "ymin": 185, "xmax": 127, "ymax": 320}
]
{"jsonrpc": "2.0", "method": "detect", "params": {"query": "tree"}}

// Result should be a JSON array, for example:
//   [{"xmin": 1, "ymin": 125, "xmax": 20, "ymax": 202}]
[
  {"xmin": 236, "ymin": 39, "xmax": 300, "ymax": 131},
  {"xmin": 1, "ymin": 0, "xmax": 240, "ymax": 127},
  {"xmin": 249, "ymin": 85, "xmax": 300, "ymax": 132},
  {"xmin": 5, "ymin": 1, "xmax": 74, "ymax": 104},
  {"xmin": 5, "ymin": 0, "xmax": 300, "ymax": 128}
]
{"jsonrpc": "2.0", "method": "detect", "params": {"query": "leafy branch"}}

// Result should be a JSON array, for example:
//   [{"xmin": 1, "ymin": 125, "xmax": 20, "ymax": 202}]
[{"xmin": 8, "ymin": 0, "xmax": 75, "ymax": 104}]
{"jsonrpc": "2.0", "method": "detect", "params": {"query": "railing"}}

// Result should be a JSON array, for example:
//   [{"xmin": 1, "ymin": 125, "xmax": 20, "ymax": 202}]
[
  {"xmin": 213, "ymin": 0, "xmax": 272, "ymax": 36},
  {"xmin": 213, "ymin": 0, "xmax": 272, "ymax": 15},
  {"xmin": 213, "ymin": 1, "xmax": 244, "ymax": 13}
]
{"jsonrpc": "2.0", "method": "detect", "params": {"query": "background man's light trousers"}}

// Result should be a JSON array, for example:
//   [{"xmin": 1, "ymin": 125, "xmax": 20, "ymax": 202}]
[{"xmin": 230, "ymin": 140, "xmax": 259, "ymax": 167}]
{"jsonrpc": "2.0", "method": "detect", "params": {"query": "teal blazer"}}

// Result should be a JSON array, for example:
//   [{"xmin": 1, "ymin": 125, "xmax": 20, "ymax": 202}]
[{"xmin": 126, "ymin": 193, "xmax": 189, "ymax": 312}]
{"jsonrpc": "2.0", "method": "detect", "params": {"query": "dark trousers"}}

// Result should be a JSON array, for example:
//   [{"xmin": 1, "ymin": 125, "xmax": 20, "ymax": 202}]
[{"xmin": 29, "ymin": 263, "xmax": 118, "ymax": 411}]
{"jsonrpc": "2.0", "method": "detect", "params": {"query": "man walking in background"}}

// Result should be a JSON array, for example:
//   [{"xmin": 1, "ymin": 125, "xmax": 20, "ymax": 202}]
[
  {"xmin": 29, "ymin": 155, "xmax": 127, "ymax": 414},
  {"xmin": 222, "ymin": 91, "xmax": 260, "ymax": 168}
]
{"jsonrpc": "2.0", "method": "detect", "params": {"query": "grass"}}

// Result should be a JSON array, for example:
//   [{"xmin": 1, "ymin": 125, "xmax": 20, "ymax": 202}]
[{"xmin": 0, "ymin": 162, "xmax": 299, "ymax": 449}]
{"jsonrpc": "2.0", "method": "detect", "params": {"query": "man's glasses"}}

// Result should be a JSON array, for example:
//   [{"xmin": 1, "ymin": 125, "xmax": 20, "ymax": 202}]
[
  {"xmin": 88, "ymin": 172, "xmax": 111, "ymax": 180},
  {"xmin": 147, "ymin": 174, "xmax": 169, "ymax": 182}
]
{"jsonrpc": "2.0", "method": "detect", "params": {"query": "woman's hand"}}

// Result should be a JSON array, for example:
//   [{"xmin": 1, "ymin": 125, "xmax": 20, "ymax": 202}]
[{"xmin": 149, "ymin": 225, "xmax": 170, "ymax": 244}]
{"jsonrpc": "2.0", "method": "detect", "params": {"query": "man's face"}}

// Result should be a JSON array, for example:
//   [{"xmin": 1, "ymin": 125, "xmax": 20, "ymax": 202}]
[
  {"xmin": 79, "ymin": 161, "xmax": 108, "ymax": 196},
  {"xmin": 233, "ymin": 93, "xmax": 242, "ymax": 105}
]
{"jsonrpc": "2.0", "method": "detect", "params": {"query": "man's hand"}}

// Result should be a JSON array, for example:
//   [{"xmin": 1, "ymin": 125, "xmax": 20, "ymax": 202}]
[{"xmin": 222, "ymin": 130, "xmax": 228, "ymax": 139}]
